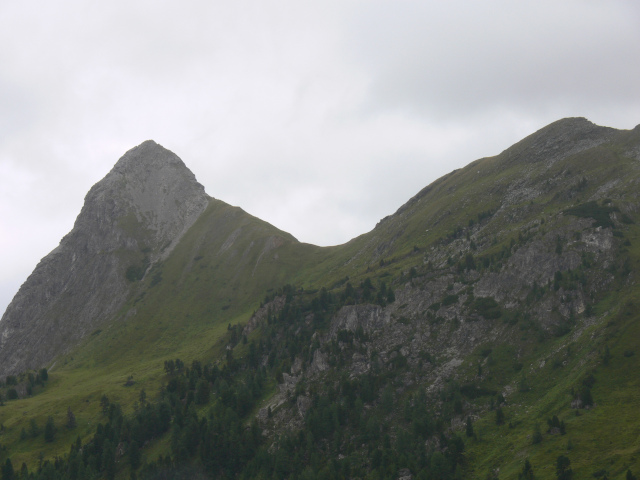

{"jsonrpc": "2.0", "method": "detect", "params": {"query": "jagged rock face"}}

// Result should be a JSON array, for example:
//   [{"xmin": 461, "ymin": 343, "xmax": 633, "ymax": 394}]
[
  {"xmin": 253, "ymin": 119, "xmax": 640, "ymax": 438},
  {"xmin": 0, "ymin": 141, "xmax": 210, "ymax": 377}
]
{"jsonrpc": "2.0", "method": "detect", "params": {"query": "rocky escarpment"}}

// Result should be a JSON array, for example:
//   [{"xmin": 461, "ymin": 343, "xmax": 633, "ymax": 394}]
[
  {"xmin": 0, "ymin": 141, "xmax": 210, "ymax": 376},
  {"xmin": 250, "ymin": 118, "xmax": 639, "ymax": 445},
  {"xmin": 256, "ymin": 208, "xmax": 628, "ymax": 445}
]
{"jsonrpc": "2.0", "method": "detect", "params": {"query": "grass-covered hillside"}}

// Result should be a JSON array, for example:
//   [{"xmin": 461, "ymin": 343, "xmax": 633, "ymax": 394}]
[{"xmin": 1, "ymin": 118, "xmax": 640, "ymax": 479}]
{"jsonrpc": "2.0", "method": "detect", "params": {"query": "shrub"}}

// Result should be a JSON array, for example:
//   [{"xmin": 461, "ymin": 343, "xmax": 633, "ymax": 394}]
[
  {"xmin": 442, "ymin": 294, "xmax": 459, "ymax": 306},
  {"xmin": 473, "ymin": 297, "xmax": 502, "ymax": 319},
  {"xmin": 564, "ymin": 201, "xmax": 618, "ymax": 228}
]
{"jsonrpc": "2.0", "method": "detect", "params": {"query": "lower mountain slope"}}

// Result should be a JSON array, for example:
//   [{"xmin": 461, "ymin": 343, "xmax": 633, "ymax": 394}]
[{"xmin": 1, "ymin": 118, "xmax": 640, "ymax": 479}]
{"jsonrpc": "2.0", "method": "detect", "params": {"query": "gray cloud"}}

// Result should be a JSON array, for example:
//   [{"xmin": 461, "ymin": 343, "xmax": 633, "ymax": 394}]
[
  {"xmin": 349, "ymin": 1, "xmax": 640, "ymax": 123},
  {"xmin": 1, "ymin": 0, "xmax": 639, "ymax": 316}
]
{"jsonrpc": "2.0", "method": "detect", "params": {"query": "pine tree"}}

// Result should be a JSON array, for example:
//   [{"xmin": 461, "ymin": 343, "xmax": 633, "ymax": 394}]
[
  {"xmin": 579, "ymin": 386, "xmax": 594, "ymax": 407},
  {"xmin": 532, "ymin": 424, "xmax": 542, "ymax": 444},
  {"xmin": 102, "ymin": 440, "xmax": 116, "ymax": 480},
  {"xmin": 556, "ymin": 455, "xmax": 572, "ymax": 480},
  {"xmin": 1, "ymin": 458, "xmax": 14, "ymax": 480},
  {"xmin": 29, "ymin": 419, "xmax": 39, "ymax": 438},
  {"xmin": 381, "ymin": 385, "xmax": 394, "ymax": 414},
  {"xmin": 518, "ymin": 459, "xmax": 534, "ymax": 480},
  {"xmin": 44, "ymin": 416, "xmax": 56, "ymax": 442},
  {"xmin": 129, "ymin": 441, "xmax": 141, "ymax": 471},
  {"xmin": 100, "ymin": 394, "xmax": 110, "ymax": 414},
  {"xmin": 603, "ymin": 345, "xmax": 612, "ymax": 366},
  {"xmin": 387, "ymin": 288, "xmax": 395, "ymax": 303},
  {"xmin": 466, "ymin": 416, "xmax": 474, "ymax": 438},
  {"xmin": 67, "ymin": 407, "xmax": 77, "ymax": 429},
  {"xmin": 495, "ymin": 407, "xmax": 505, "ymax": 425},
  {"xmin": 195, "ymin": 379, "xmax": 211, "ymax": 405}
]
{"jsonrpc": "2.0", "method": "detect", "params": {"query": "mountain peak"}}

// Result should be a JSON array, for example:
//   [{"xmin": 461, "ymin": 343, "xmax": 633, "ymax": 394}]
[
  {"xmin": 535, "ymin": 116, "xmax": 604, "ymax": 138},
  {"xmin": 83, "ymin": 140, "xmax": 209, "ymax": 245},
  {"xmin": 0, "ymin": 142, "xmax": 211, "ymax": 376},
  {"xmin": 112, "ymin": 140, "xmax": 195, "ymax": 180},
  {"xmin": 502, "ymin": 117, "xmax": 617, "ymax": 166}
]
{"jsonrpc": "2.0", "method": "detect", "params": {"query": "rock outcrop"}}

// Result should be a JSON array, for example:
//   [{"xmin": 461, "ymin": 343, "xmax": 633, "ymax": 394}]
[
  {"xmin": 0, "ymin": 141, "xmax": 210, "ymax": 376},
  {"xmin": 252, "ymin": 118, "xmax": 640, "ymax": 440}
]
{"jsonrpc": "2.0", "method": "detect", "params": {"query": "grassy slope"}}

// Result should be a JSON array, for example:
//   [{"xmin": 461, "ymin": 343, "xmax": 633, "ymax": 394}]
[
  {"xmin": 2, "ymin": 121, "xmax": 640, "ymax": 476},
  {"xmin": 462, "ymin": 212, "xmax": 640, "ymax": 479},
  {"xmin": 0, "ymin": 199, "xmax": 329, "ymax": 466}
]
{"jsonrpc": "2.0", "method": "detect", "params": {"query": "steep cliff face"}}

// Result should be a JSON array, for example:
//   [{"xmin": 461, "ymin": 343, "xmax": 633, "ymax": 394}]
[{"xmin": 0, "ymin": 140, "xmax": 209, "ymax": 376}]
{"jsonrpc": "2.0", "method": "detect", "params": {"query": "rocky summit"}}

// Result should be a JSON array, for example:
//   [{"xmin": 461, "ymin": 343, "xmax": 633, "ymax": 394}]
[
  {"xmin": 2, "ymin": 118, "xmax": 640, "ymax": 479},
  {"xmin": 0, "ymin": 140, "xmax": 209, "ymax": 377}
]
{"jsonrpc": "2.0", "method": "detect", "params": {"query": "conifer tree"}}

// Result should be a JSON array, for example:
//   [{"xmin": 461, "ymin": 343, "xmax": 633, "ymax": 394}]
[
  {"xmin": 1, "ymin": 458, "xmax": 14, "ymax": 480},
  {"xmin": 67, "ymin": 407, "xmax": 77, "ymax": 429},
  {"xmin": 518, "ymin": 458, "xmax": 534, "ymax": 480},
  {"xmin": 495, "ymin": 407, "xmax": 505, "ymax": 425},
  {"xmin": 556, "ymin": 455, "xmax": 572, "ymax": 480},
  {"xmin": 466, "ymin": 416, "xmax": 474, "ymax": 438},
  {"xmin": 44, "ymin": 416, "xmax": 56, "ymax": 442}
]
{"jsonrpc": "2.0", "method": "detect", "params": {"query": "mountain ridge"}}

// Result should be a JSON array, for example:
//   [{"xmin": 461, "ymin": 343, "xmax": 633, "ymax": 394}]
[
  {"xmin": 2, "ymin": 118, "xmax": 640, "ymax": 479},
  {"xmin": 1, "ymin": 118, "xmax": 633, "ymax": 377}
]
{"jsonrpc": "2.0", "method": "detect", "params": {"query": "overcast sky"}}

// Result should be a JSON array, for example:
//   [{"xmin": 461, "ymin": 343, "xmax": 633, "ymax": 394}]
[{"xmin": 1, "ymin": 1, "xmax": 639, "ymax": 317}]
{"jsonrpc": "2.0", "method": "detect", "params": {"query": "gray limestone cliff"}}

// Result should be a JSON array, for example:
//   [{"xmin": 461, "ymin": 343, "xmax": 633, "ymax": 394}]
[{"xmin": 0, "ymin": 141, "xmax": 210, "ymax": 377}]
